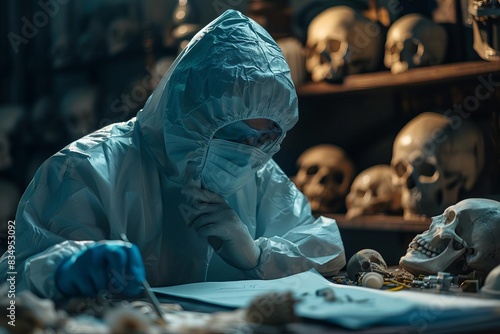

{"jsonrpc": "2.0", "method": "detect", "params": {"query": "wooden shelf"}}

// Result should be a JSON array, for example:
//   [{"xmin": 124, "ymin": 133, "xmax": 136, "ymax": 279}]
[
  {"xmin": 321, "ymin": 214, "xmax": 431, "ymax": 233},
  {"xmin": 297, "ymin": 61, "xmax": 500, "ymax": 96}
]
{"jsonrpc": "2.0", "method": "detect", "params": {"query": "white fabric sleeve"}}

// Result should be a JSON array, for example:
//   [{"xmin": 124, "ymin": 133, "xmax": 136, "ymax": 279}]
[
  {"xmin": 247, "ymin": 160, "xmax": 346, "ymax": 279},
  {"xmin": 0, "ymin": 156, "xmax": 108, "ymax": 299},
  {"xmin": 23, "ymin": 240, "xmax": 95, "ymax": 299},
  {"xmin": 251, "ymin": 216, "xmax": 345, "ymax": 279}
]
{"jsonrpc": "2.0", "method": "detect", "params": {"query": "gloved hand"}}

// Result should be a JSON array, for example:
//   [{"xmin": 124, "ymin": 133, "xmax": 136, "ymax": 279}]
[
  {"xmin": 55, "ymin": 241, "xmax": 146, "ymax": 297},
  {"xmin": 182, "ymin": 187, "xmax": 261, "ymax": 270}
]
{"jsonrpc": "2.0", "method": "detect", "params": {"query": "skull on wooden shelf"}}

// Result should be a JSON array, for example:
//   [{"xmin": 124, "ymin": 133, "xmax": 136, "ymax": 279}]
[
  {"xmin": 345, "ymin": 165, "xmax": 402, "ymax": 219},
  {"xmin": 469, "ymin": 0, "xmax": 500, "ymax": 61},
  {"xmin": 51, "ymin": 34, "xmax": 75, "ymax": 69},
  {"xmin": 384, "ymin": 13, "xmax": 447, "ymax": 74},
  {"xmin": 60, "ymin": 86, "xmax": 100, "ymax": 141},
  {"xmin": 292, "ymin": 144, "xmax": 354, "ymax": 213},
  {"xmin": 107, "ymin": 17, "xmax": 141, "ymax": 56},
  {"xmin": 400, "ymin": 198, "xmax": 500, "ymax": 276},
  {"xmin": 391, "ymin": 112, "xmax": 484, "ymax": 220},
  {"xmin": 306, "ymin": 6, "xmax": 383, "ymax": 82}
]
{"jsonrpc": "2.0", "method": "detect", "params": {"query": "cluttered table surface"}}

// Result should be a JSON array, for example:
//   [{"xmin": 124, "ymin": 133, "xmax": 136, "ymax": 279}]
[
  {"xmin": 151, "ymin": 268, "xmax": 500, "ymax": 334},
  {"xmin": 5, "ymin": 267, "xmax": 500, "ymax": 333}
]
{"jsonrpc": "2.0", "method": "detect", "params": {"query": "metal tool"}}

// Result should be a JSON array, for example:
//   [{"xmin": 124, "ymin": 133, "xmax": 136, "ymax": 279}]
[{"xmin": 120, "ymin": 233, "xmax": 167, "ymax": 324}]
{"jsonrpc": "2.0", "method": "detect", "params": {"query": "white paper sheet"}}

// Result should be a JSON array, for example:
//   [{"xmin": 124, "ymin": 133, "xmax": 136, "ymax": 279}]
[{"xmin": 153, "ymin": 270, "xmax": 500, "ymax": 330}]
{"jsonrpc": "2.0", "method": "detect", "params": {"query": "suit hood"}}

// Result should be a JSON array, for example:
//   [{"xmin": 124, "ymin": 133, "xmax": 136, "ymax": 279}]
[{"xmin": 136, "ymin": 10, "xmax": 298, "ymax": 186}]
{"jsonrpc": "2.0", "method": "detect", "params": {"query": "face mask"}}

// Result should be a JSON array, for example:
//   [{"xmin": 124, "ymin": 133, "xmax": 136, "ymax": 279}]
[{"xmin": 201, "ymin": 139, "xmax": 271, "ymax": 196}]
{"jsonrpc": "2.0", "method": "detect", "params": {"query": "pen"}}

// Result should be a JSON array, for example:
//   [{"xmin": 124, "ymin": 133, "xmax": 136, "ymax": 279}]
[{"xmin": 120, "ymin": 233, "xmax": 167, "ymax": 324}]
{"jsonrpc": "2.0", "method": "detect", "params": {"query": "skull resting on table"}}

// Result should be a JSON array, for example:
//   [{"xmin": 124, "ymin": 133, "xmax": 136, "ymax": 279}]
[
  {"xmin": 306, "ymin": 6, "xmax": 383, "ymax": 82},
  {"xmin": 345, "ymin": 164, "xmax": 402, "ymax": 219},
  {"xmin": 384, "ymin": 13, "xmax": 447, "ymax": 74},
  {"xmin": 346, "ymin": 248, "xmax": 388, "ymax": 280},
  {"xmin": 400, "ymin": 198, "xmax": 500, "ymax": 276},
  {"xmin": 292, "ymin": 144, "xmax": 354, "ymax": 213},
  {"xmin": 391, "ymin": 112, "xmax": 484, "ymax": 220}
]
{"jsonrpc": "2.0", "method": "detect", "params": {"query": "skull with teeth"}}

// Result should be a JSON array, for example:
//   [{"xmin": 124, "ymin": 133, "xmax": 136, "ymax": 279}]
[
  {"xmin": 292, "ymin": 144, "xmax": 354, "ymax": 213},
  {"xmin": 400, "ymin": 198, "xmax": 500, "ymax": 276}
]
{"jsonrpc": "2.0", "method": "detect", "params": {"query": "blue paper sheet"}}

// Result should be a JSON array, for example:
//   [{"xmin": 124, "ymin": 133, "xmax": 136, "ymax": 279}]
[{"xmin": 153, "ymin": 270, "xmax": 500, "ymax": 330}]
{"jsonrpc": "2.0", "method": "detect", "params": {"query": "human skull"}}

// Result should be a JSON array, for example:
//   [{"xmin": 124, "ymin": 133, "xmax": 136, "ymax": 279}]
[
  {"xmin": 107, "ymin": 18, "xmax": 141, "ymax": 56},
  {"xmin": 51, "ymin": 34, "xmax": 75, "ymax": 69},
  {"xmin": 76, "ymin": 16, "xmax": 107, "ymax": 62},
  {"xmin": 391, "ymin": 112, "xmax": 484, "ymax": 220},
  {"xmin": 60, "ymin": 86, "xmax": 99, "ymax": 141},
  {"xmin": 292, "ymin": 144, "xmax": 354, "ymax": 212},
  {"xmin": 400, "ymin": 198, "xmax": 500, "ymax": 276},
  {"xmin": 30, "ymin": 96, "xmax": 61, "ymax": 145},
  {"xmin": 306, "ymin": 6, "xmax": 383, "ymax": 82},
  {"xmin": 384, "ymin": 13, "xmax": 447, "ymax": 74},
  {"xmin": 346, "ymin": 165, "xmax": 402, "ymax": 219},
  {"xmin": 346, "ymin": 248, "xmax": 387, "ymax": 280},
  {"xmin": 469, "ymin": 0, "xmax": 500, "ymax": 61}
]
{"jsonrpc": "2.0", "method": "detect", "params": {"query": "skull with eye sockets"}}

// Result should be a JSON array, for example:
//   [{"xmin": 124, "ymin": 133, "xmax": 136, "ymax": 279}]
[
  {"xmin": 107, "ymin": 17, "xmax": 141, "ymax": 56},
  {"xmin": 391, "ymin": 112, "xmax": 484, "ymax": 220},
  {"xmin": 292, "ymin": 144, "xmax": 354, "ymax": 213},
  {"xmin": 346, "ymin": 248, "xmax": 387, "ymax": 281},
  {"xmin": 400, "ymin": 198, "xmax": 500, "ymax": 276},
  {"xmin": 306, "ymin": 6, "xmax": 383, "ymax": 82},
  {"xmin": 60, "ymin": 86, "xmax": 100, "ymax": 141},
  {"xmin": 384, "ymin": 13, "xmax": 447, "ymax": 74},
  {"xmin": 346, "ymin": 165, "xmax": 402, "ymax": 219}
]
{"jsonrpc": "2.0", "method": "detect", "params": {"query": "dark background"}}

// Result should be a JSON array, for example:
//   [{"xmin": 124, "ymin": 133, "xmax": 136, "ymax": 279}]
[{"xmin": 1, "ymin": 0, "xmax": 499, "ymax": 264}]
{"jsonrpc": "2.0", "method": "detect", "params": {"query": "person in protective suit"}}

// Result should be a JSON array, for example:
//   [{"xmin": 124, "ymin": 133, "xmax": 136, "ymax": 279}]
[{"xmin": 0, "ymin": 10, "xmax": 345, "ymax": 299}]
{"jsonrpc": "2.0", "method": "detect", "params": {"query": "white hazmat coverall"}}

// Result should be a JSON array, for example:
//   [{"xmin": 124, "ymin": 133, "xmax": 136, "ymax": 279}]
[{"xmin": 0, "ymin": 10, "xmax": 345, "ymax": 299}]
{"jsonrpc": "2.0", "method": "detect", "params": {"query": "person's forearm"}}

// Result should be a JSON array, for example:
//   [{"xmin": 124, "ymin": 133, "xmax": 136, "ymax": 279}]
[{"xmin": 24, "ymin": 240, "xmax": 95, "ymax": 299}]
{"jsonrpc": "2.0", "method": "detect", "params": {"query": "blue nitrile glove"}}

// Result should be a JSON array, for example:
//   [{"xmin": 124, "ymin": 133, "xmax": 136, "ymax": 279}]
[
  {"xmin": 182, "ymin": 187, "xmax": 261, "ymax": 270},
  {"xmin": 55, "ymin": 241, "xmax": 145, "ymax": 297}
]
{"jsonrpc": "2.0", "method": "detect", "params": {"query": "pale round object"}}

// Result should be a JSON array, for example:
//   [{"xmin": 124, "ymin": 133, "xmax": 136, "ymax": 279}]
[
  {"xmin": 361, "ymin": 272, "xmax": 384, "ymax": 289},
  {"xmin": 481, "ymin": 264, "xmax": 500, "ymax": 299}
]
